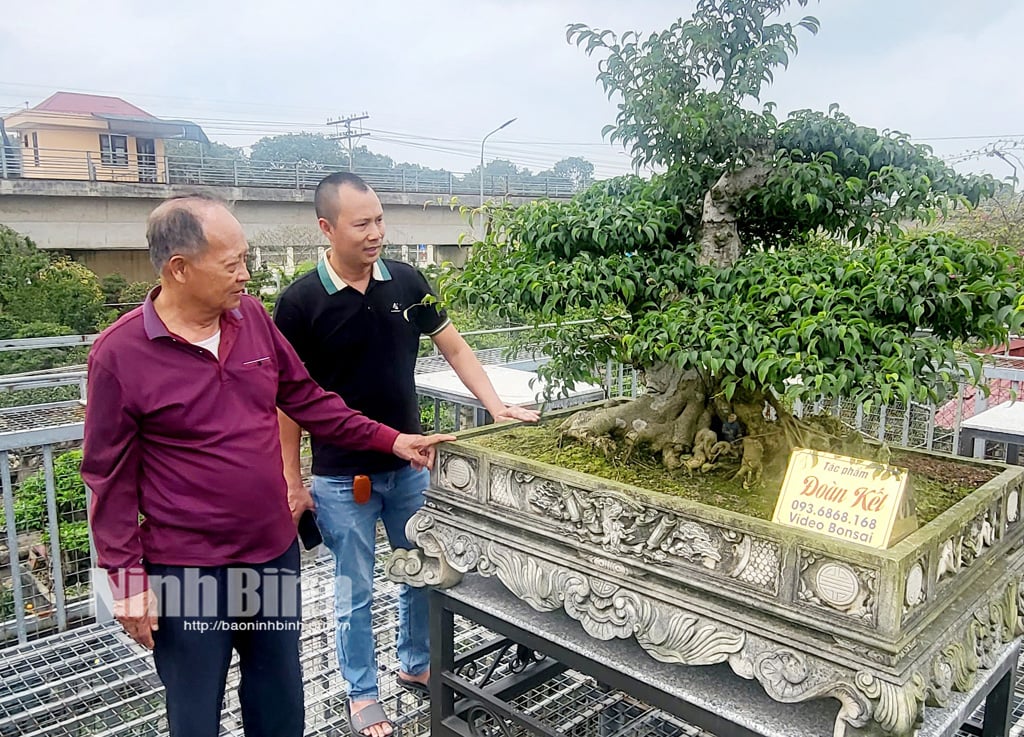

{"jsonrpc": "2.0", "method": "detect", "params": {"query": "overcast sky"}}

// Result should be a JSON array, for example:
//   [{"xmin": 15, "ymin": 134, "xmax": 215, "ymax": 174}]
[{"xmin": 1, "ymin": 0, "xmax": 1020, "ymax": 180}]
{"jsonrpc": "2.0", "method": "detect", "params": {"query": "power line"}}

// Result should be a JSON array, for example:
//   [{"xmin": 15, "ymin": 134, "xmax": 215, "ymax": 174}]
[
  {"xmin": 2, "ymin": 92, "xmax": 1008, "ymax": 177},
  {"xmin": 0, "ymin": 84, "xmax": 621, "ymax": 146},
  {"xmin": 4, "ymin": 82, "xmax": 1023, "ymax": 146},
  {"xmin": 916, "ymin": 134, "xmax": 1024, "ymax": 142},
  {"xmin": 8, "ymin": 96, "xmax": 1022, "ymax": 152},
  {"xmin": 0, "ymin": 107, "xmax": 627, "ymax": 166}
]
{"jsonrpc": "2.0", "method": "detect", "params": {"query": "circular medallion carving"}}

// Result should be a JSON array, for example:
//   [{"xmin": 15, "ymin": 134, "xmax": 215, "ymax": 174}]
[
  {"xmin": 1007, "ymin": 490, "xmax": 1019, "ymax": 523},
  {"xmin": 814, "ymin": 563, "xmax": 860, "ymax": 608},
  {"xmin": 445, "ymin": 456, "xmax": 473, "ymax": 490},
  {"xmin": 905, "ymin": 562, "xmax": 924, "ymax": 606}
]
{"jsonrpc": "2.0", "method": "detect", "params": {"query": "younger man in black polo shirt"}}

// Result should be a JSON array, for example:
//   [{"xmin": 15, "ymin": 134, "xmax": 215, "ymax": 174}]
[{"xmin": 274, "ymin": 172, "xmax": 538, "ymax": 737}]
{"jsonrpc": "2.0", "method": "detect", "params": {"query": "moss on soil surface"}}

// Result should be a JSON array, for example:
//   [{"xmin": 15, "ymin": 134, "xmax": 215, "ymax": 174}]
[{"xmin": 469, "ymin": 423, "xmax": 999, "ymax": 524}]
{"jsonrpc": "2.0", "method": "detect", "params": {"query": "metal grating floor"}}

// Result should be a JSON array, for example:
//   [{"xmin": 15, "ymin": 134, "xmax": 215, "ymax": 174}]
[
  {"xmin": 0, "ymin": 401, "xmax": 84, "ymax": 436},
  {"xmin": 2, "ymin": 540, "xmax": 1024, "ymax": 737}
]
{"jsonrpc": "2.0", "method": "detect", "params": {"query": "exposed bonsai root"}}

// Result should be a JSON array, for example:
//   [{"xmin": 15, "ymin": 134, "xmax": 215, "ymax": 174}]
[
  {"xmin": 709, "ymin": 440, "xmax": 735, "ymax": 461},
  {"xmin": 557, "ymin": 364, "xmax": 833, "ymax": 492},
  {"xmin": 732, "ymin": 437, "xmax": 765, "ymax": 489},
  {"xmin": 559, "ymin": 363, "xmax": 705, "ymax": 464},
  {"xmin": 682, "ymin": 428, "xmax": 719, "ymax": 475},
  {"xmin": 776, "ymin": 412, "xmax": 835, "ymax": 453}
]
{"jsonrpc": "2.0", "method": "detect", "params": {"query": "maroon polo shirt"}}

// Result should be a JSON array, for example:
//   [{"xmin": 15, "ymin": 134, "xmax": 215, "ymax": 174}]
[{"xmin": 82, "ymin": 291, "xmax": 400, "ymax": 597}]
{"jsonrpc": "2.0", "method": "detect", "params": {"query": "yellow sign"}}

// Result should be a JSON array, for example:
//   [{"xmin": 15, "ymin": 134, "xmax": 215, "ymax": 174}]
[{"xmin": 772, "ymin": 448, "xmax": 918, "ymax": 549}]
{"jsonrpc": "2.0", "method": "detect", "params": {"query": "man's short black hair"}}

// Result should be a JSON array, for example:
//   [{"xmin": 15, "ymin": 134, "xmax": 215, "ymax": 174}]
[{"xmin": 314, "ymin": 172, "xmax": 371, "ymax": 224}]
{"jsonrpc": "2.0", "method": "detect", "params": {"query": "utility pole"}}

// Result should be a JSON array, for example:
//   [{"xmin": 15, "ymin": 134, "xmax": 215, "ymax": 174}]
[{"xmin": 326, "ymin": 113, "xmax": 370, "ymax": 171}]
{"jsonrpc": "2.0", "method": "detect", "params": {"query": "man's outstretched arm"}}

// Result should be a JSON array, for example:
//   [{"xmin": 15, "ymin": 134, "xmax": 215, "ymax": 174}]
[{"xmin": 431, "ymin": 324, "xmax": 540, "ymax": 423}]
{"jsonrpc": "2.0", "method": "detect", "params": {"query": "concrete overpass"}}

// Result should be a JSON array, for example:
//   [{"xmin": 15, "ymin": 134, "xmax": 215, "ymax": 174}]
[{"xmin": 0, "ymin": 177, "xmax": 567, "ymax": 281}]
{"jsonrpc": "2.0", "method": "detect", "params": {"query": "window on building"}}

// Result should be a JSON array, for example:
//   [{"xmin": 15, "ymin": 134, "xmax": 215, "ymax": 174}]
[
  {"xmin": 31, "ymin": 132, "xmax": 39, "ymax": 166},
  {"xmin": 99, "ymin": 134, "xmax": 129, "ymax": 166}
]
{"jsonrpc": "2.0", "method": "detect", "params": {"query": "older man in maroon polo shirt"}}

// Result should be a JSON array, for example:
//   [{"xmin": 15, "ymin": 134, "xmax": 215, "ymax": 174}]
[{"xmin": 81, "ymin": 193, "xmax": 452, "ymax": 737}]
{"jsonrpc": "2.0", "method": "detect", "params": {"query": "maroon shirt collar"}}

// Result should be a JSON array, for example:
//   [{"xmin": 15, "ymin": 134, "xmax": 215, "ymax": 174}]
[{"xmin": 142, "ymin": 285, "xmax": 244, "ymax": 341}]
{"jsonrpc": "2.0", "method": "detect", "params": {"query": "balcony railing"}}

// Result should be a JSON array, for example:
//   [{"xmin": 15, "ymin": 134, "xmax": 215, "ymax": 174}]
[{"xmin": 0, "ymin": 145, "xmax": 578, "ymax": 198}]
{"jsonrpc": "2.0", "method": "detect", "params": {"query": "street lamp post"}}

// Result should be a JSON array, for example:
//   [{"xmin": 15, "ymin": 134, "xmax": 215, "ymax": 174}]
[{"xmin": 478, "ymin": 117, "xmax": 517, "ymax": 240}]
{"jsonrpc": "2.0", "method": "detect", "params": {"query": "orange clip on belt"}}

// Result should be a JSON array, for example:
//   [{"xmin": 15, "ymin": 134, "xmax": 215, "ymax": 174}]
[{"xmin": 353, "ymin": 475, "xmax": 371, "ymax": 504}]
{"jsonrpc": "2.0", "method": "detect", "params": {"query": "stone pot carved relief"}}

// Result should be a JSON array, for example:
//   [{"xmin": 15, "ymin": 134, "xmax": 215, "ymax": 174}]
[
  {"xmin": 798, "ymin": 551, "xmax": 877, "ymax": 624},
  {"xmin": 438, "ymin": 453, "xmax": 479, "ymax": 494},
  {"xmin": 491, "ymin": 466, "xmax": 782, "ymax": 595},
  {"xmin": 390, "ymin": 509, "xmax": 1024, "ymax": 737},
  {"xmin": 937, "ymin": 506, "xmax": 999, "ymax": 587}
]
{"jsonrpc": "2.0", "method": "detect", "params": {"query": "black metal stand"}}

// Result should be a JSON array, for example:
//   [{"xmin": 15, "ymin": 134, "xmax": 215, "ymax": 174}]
[
  {"xmin": 430, "ymin": 574, "xmax": 1020, "ymax": 737},
  {"xmin": 972, "ymin": 665, "xmax": 1016, "ymax": 737}
]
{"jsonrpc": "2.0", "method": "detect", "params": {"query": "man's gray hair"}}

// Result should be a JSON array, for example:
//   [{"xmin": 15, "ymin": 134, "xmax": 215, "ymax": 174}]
[{"xmin": 146, "ymin": 193, "xmax": 224, "ymax": 272}]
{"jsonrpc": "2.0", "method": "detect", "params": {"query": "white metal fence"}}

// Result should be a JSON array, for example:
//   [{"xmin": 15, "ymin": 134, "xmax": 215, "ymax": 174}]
[{"xmin": 0, "ymin": 145, "xmax": 577, "ymax": 198}]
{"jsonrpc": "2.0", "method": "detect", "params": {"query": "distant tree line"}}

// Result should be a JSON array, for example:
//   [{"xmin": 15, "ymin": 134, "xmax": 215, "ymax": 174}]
[{"xmin": 166, "ymin": 133, "xmax": 596, "ymax": 193}]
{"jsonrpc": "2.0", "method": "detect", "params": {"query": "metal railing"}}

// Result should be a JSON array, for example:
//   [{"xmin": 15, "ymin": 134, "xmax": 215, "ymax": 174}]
[
  {"xmin": 0, "ymin": 326, "xmax": 568, "ymax": 645},
  {"xmin": 2, "ymin": 331, "xmax": 1022, "ymax": 645},
  {"xmin": 1, "ymin": 409, "xmax": 90, "ymax": 646},
  {"xmin": 0, "ymin": 322, "xmax": 630, "ymax": 409},
  {"xmin": 0, "ymin": 144, "xmax": 578, "ymax": 198},
  {"xmin": 0, "ymin": 371, "xmax": 87, "ymax": 399}
]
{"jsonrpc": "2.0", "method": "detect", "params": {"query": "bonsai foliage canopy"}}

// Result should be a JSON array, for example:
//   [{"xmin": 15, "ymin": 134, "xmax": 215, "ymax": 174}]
[{"xmin": 446, "ymin": 0, "xmax": 1023, "ymax": 429}]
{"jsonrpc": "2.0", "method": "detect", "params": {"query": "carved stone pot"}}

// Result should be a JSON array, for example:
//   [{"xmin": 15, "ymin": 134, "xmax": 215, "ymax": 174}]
[{"xmin": 387, "ymin": 412, "xmax": 1024, "ymax": 737}]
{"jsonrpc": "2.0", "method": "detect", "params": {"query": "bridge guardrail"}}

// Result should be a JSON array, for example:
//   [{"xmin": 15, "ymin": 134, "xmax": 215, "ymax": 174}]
[{"xmin": 0, "ymin": 145, "xmax": 578, "ymax": 198}]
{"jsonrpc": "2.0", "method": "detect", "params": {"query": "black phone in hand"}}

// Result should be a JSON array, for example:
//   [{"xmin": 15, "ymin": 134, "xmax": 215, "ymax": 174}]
[{"xmin": 297, "ymin": 510, "xmax": 323, "ymax": 550}]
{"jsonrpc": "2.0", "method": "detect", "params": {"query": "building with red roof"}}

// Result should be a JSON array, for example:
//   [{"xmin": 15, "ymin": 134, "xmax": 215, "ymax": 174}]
[
  {"xmin": 934, "ymin": 341, "xmax": 1024, "ymax": 427},
  {"xmin": 2, "ymin": 92, "xmax": 208, "ymax": 184}
]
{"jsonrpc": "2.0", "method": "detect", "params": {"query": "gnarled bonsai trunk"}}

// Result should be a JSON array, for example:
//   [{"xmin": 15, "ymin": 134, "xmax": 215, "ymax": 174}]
[
  {"xmin": 559, "ymin": 361, "xmax": 790, "ymax": 486},
  {"xmin": 697, "ymin": 162, "xmax": 771, "ymax": 267}
]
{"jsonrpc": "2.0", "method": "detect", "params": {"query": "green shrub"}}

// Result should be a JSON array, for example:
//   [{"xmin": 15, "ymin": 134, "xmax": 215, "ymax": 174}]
[
  {"xmin": 0, "ymin": 585, "xmax": 13, "ymax": 621},
  {"xmin": 118, "ymin": 280, "xmax": 157, "ymax": 308},
  {"xmin": 11, "ymin": 449, "xmax": 90, "ymax": 559},
  {"xmin": 100, "ymin": 273, "xmax": 129, "ymax": 304}
]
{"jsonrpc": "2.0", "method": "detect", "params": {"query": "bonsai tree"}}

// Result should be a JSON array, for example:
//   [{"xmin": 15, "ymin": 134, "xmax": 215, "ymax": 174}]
[{"xmin": 445, "ymin": 0, "xmax": 1023, "ymax": 477}]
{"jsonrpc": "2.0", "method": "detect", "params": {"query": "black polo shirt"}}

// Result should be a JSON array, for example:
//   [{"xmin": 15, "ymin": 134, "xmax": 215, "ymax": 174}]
[{"xmin": 273, "ymin": 258, "xmax": 450, "ymax": 475}]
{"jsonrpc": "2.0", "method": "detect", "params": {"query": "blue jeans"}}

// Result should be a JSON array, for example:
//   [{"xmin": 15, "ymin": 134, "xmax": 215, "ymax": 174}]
[{"xmin": 311, "ymin": 465, "xmax": 429, "ymax": 701}]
